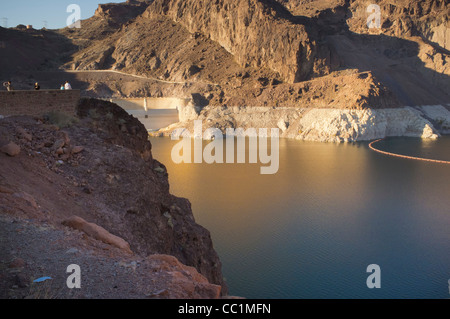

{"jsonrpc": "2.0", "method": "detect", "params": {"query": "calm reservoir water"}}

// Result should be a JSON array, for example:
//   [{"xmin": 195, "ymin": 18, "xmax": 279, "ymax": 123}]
[{"xmin": 150, "ymin": 136, "xmax": 450, "ymax": 299}]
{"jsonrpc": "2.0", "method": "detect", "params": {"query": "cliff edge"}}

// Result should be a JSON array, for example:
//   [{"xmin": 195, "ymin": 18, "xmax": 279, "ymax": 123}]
[{"xmin": 0, "ymin": 98, "xmax": 226, "ymax": 298}]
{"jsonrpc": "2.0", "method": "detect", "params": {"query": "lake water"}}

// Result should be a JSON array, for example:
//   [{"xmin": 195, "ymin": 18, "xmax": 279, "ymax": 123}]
[
  {"xmin": 149, "ymin": 136, "xmax": 450, "ymax": 299},
  {"xmin": 110, "ymin": 98, "xmax": 183, "ymax": 131}
]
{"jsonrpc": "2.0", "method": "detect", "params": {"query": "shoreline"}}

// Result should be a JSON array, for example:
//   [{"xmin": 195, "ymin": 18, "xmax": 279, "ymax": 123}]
[{"xmin": 150, "ymin": 104, "xmax": 450, "ymax": 143}]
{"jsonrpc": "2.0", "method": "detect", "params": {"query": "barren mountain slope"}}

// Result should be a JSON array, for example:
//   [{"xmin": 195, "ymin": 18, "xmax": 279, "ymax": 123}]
[
  {"xmin": 0, "ymin": 27, "xmax": 75, "ymax": 79},
  {"xmin": 0, "ymin": 99, "xmax": 226, "ymax": 292},
  {"xmin": 274, "ymin": 0, "xmax": 450, "ymax": 105},
  {"xmin": 1, "ymin": 0, "xmax": 449, "ymax": 108},
  {"xmin": 62, "ymin": 0, "xmax": 449, "ymax": 107}
]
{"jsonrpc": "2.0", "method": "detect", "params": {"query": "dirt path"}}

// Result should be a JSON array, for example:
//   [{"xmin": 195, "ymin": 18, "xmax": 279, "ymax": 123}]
[
  {"xmin": 0, "ymin": 214, "xmax": 156, "ymax": 299},
  {"xmin": 0, "ymin": 214, "xmax": 223, "ymax": 299},
  {"xmin": 65, "ymin": 69, "xmax": 219, "ymax": 86}
]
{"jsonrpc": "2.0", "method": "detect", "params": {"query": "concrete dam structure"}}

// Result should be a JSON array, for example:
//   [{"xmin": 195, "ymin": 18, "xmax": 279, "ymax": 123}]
[
  {"xmin": 0, "ymin": 90, "xmax": 186, "ymax": 132},
  {"xmin": 106, "ymin": 97, "xmax": 190, "ymax": 131}
]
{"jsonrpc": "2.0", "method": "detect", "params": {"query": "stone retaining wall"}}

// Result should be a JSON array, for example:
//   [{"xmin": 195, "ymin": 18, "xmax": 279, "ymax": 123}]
[{"xmin": 0, "ymin": 90, "xmax": 80, "ymax": 117}]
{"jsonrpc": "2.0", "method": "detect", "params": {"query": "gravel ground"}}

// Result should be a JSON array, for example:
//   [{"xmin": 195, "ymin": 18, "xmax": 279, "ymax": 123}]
[{"xmin": 0, "ymin": 214, "xmax": 170, "ymax": 299}]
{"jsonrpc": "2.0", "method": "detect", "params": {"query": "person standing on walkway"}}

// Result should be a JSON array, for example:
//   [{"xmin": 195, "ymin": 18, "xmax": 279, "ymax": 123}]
[
  {"xmin": 64, "ymin": 81, "xmax": 72, "ymax": 90},
  {"xmin": 3, "ymin": 81, "xmax": 13, "ymax": 91}
]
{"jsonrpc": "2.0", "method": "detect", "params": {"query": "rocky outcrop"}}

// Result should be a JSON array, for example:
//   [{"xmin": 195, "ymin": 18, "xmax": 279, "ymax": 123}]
[
  {"xmin": 0, "ymin": 100, "xmax": 227, "ymax": 295},
  {"xmin": 62, "ymin": 216, "xmax": 133, "ymax": 254},
  {"xmin": 0, "ymin": 142, "xmax": 20, "ymax": 157},
  {"xmin": 158, "ymin": 105, "xmax": 449, "ymax": 143},
  {"xmin": 146, "ymin": 0, "xmax": 324, "ymax": 83},
  {"xmin": 420, "ymin": 104, "xmax": 450, "ymax": 134},
  {"xmin": 347, "ymin": 0, "xmax": 450, "ymax": 51},
  {"xmin": 275, "ymin": 0, "xmax": 348, "ymax": 18},
  {"xmin": 422, "ymin": 22, "xmax": 450, "ymax": 51},
  {"xmin": 285, "ymin": 107, "xmax": 441, "ymax": 142},
  {"xmin": 71, "ymin": 99, "xmax": 226, "ymax": 291},
  {"xmin": 94, "ymin": 0, "xmax": 152, "ymax": 26},
  {"xmin": 76, "ymin": 98, "xmax": 153, "ymax": 161},
  {"xmin": 221, "ymin": 71, "xmax": 400, "ymax": 109},
  {"xmin": 147, "ymin": 255, "xmax": 222, "ymax": 299}
]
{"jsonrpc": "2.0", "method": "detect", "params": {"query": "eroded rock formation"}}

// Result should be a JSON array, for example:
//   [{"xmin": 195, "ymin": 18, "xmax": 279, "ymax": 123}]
[
  {"xmin": 0, "ymin": 99, "xmax": 227, "ymax": 295},
  {"xmin": 146, "ymin": 0, "xmax": 325, "ymax": 83}
]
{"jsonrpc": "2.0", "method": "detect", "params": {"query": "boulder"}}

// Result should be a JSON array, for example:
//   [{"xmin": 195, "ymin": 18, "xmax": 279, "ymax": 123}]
[
  {"xmin": 148, "ymin": 255, "xmax": 222, "ymax": 299},
  {"xmin": 0, "ymin": 142, "xmax": 20, "ymax": 157},
  {"xmin": 421, "ymin": 124, "xmax": 439, "ymax": 139},
  {"xmin": 71, "ymin": 146, "xmax": 85, "ymax": 154},
  {"xmin": 14, "ymin": 192, "xmax": 38, "ymax": 209},
  {"xmin": 53, "ymin": 139, "xmax": 66, "ymax": 150},
  {"xmin": 62, "ymin": 216, "xmax": 133, "ymax": 254},
  {"xmin": 57, "ymin": 131, "xmax": 71, "ymax": 145}
]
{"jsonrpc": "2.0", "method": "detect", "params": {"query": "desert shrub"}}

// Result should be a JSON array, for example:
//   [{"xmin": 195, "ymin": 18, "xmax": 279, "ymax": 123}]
[
  {"xmin": 45, "ymin": 111, "xmax": 79, "ymax": 128},
  {"xmin": 105, "ymin": 112, "xmax": 114, "ymax": 120},
  {"xmin": 88, "ymin": 108, "xmax": 101, "ymax": 120}
]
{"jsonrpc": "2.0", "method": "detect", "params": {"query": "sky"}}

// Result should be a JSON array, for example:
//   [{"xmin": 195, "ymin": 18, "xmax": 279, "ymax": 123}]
[{"xmin": 1, "ymin": 0, "xmax": 124, "ymax": 30}]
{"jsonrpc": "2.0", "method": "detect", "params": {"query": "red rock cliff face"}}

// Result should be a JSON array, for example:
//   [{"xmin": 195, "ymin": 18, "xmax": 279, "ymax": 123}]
[
  {"xmin": 74, "ymin": 99, "xmax": 226, "ymax": 293},
  {"xmin": 95, "ymin": 0, "xmax": 151, "ymax": 25},
  {"xmin": 347, "ymin": 0, "xmax": 450, "ymax": 50},
  {"xmin": 146, "ymin": 0, "xmax": 320, "ymax": 83}
]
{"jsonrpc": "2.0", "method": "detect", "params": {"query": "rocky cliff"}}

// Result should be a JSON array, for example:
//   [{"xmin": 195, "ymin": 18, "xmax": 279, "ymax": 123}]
[
  {"xmin": 94, "ymin": 0, "xmax": 151, "ymax": 26},
  {"xmin": 0, "ymin": 99, "xmax": 226, "ymax": 297},
  {"xmin": 346, "ymin": 0, "xmax": 450, "ymax": 50},
  {"xmin": 74, "ymin": 99, "xmax": 225, "ymax": 290},
  {"xmin": 156, "ymin": 104, "xmax": 450, "ymax": 143},
  {"xmin": 2, "ymin": 0, "xmax": 450, "ymax": 111},
  {"xmin": 146, "ymin": 0, "xmax": 327, "ymax": 83}
]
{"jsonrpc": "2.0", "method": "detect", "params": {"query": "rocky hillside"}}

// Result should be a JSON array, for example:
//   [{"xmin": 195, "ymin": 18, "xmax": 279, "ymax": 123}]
[
  {"xmin": 58, "ymin": 0, "xmax": 450, "ymax": 108},
  {"xmin": 147, "ymin": 0, "xmax": 329, "ymax": 83},
  {"xmin": 0, "ymin": 27, "xmax": 75, "ymax": 79},
  {"xmin": 0, "ymin": 99, "xmax": 226, "ymax": 298},
  {"xmin": 274, "ymin": 0, "xmax": 450, "ymax": 105},
  {"xmin": 59, "ymin": 0, "xmax": 151, "ymax": 44},
  {"xmin": 1, "ymin": 0, "xmax": 449, "ymax": 108},
  {"xmin": 346, "ymin": 0, "xmax": 449, "ymax": 50}
]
